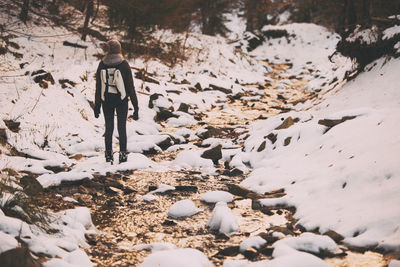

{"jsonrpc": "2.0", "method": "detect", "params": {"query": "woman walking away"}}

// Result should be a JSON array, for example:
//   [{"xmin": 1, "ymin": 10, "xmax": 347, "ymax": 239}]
[{"xmin": 94, "ymin": 40, "xmax": 139, "ymax": 164}]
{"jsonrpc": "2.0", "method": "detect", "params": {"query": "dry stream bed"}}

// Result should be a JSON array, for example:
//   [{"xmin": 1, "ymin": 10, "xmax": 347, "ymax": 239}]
[{"xmin": 43, "ymin": 62, "xmax": 393, "ymax": 266}]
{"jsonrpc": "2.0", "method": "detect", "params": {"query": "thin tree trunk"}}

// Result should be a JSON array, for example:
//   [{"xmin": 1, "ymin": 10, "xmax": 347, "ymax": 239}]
[
  {"xmin": 19, "ymin": 0, "xmax": 30, "ymax": 23},
  {"xmin": 362, "ymin": 0, "xmax": 371, "ymax": 24},
  {"xmin": 81, "ymin": 0, "xmax": 94, "ymax": 41},
  {"xmin": 347, "ymin": 0, "xmax": 357, "ymax": 28}
]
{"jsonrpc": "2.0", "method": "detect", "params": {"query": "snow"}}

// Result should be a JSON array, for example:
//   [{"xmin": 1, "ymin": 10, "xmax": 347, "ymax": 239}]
[
  {"xmin": 150, "ymin": 184, "xmax": 176, "ymax": 194},
  {"xmin": 173, "ymin": 150, "xmax": 216, "ymax": 173},
  {"xmin": 200, "ymin": 191, "xmax": 234, "ymax": 203},
  {"xmin": 383, "ymin": 25, "xmax": 400, "ymax": 40},
  {"xmin": 239, "ymin": 236, "xmax": 267, "ymax": 252},
  {"xmin": 389, "ymin": 260, "xmax": 400, "ymax": 267},
  {"xmin": 239, "ymin": 58, "xmax": 400, "ymax": 250},
  {"xmin": 272, "ymin": 233, "xmax": 341, "ymax": 255},
  {"xmin": 139, "ymin": 248, "xmax": 213, "ymax": 267},
  {"xmin": 142, "ymin": 194, "xmax": 160, "ymax": 202},
  {"xmin": 207, "ymin": 201, "xmax": 238, "ymax": 235},
  {"xmin": 168, "ymin": 199, "xmax": 202, "ymax": 219},
  {"xmin": 0, "ymin": 231, "xmax": 18, "ymax": 253},
  {"xmin": 1, "ymin": 4, "xmax": 399, "ymax": 266}
]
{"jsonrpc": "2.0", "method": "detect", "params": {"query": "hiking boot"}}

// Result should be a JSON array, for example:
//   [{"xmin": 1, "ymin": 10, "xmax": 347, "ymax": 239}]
[
  {"xmin": 119, "ymin": 151, "xmax": 128, "ymax": 164},
  {"xmin": 105, "ymin": 150, "xmax": 113, "ymax": 165}
]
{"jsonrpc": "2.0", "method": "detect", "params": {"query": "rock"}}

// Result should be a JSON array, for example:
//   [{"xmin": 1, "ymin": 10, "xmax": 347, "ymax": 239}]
[
  {"xmin": 262, "ymin": 29, "xmax": 289, "ymax": 39},
  {"xmin": 275, "ymin": 116, "xmax": 294, "ymax": 130},
  {"xmin": 106, "ymin": 186, "xmax": 123, "ymax": 195},
  {"xmin": 198, "ymin": 126, "xmax": 223, "ymax": 139},
  {"xmin": 232, "ymin": 92, "xmax": 245, "ymax": 100},
  {"xmin": 323, "ymin": 230, "xmax": 344, "ymax": 243},
  {"xmin": 284, "ymin": 137, "xmax": 292, "ymax": 146},
  {"xmin": 257, "ymin": 232, "xmax": 280, "ymax": 244},
  {"xmin": 264, "ymin": 188, "xmax": 285, "ymax": 196},
  {"xmin": 265, "ymin": 133, "xmax": 277, "ymax": 144},
  {"xmin": 259, "ymin": 246, "xmax": 274, "ymax": 256},
  {"xmin": 227, "ymin": 184, "xmax": 265, "ymax": 199},
  {"xmin": 268, "ymin": 225, "xmax": 295, "ymax": 236},
  {"xmin": 0, "ymin": 128, "xmax": 7, "ymax": 145},
  {"xmin": 243, "ymin": 247, "xmax": 258, "ymax": 260},
  {"xmin": 135, "ymin": 71, "xmax": 159, "ymax": 84},
  {"xmin": 216, "ymin": 246, "xmax": 239, "ymax": 256},
  {"xmin": 175, "ymin": 185, "xmax": 198, "ymax": 193},
  {"xmin": 209, "ymin": 84, "xmax": 232, "ymax": 94},
  {"xmin": 123, "ymin": 186, "xmax": 137, "ymax": 195},
  {"xmin": 58, "ymin": 79, "xmax": 76, "ymax": 88},
  {"xmin": 43, "ymin": 165, "xmax": 67, "ymax": 173},
  {"xmin": 0, "ymin": 247, "xmax": 41, "ymax": 267},
  {"xmin": 31, "ymin": 69, "xmax": 55, "ymax": 85},
  {"xmin": 162, "ymin": 220, "xmax": 177, "ymax": 226},
  {"xmin": 201, "ymin": 144, "xmax": 222, "ymax": 164},
  {"xmin": 228, "ymin": 184, "xmax": 252, "ymax": 198},
  {"xmin": 3, "ymin": 120, "xmax": 20, "ymax": 133},
  {"xmin": 155, "ymin": 108, "xmax": 178, "ymax": 122},
  {"xmin": 177, "ymin": 103, "xmax": 190, "ymax": 113},
  {"xmin": 246, "ymin": 33, "xmax": 265, "ymax": 52},
  {"xmin": 148, "ymin": 93, "xmax": 163, "ymax": 108},
  {"xmin": 318, "ymin": 116, "xmax": 357, "ymax": 133},
  {"xmin": 194, "ymin": 82, "xmax": 202, "ymax": 91},
  {"xmin": 157, "ymin": 137, "xmax": 173, "ymax": 150},
  {"xmin": 257, "ymin": 140, "xmax": 266, "ymax": 152},
  {"xmin": 180, "ymin": 79, "xmax": 190, "ymax": 85},
  {"xmin": 20, "ymin": 175, "xmax": 43, "ymax": 195},
  {"xmin": 222, "ymin": 168, "xmax": 244, "ymax": 177},
  {"xmin": 69, "ymin": 154, "xmax": 84, "ymax": 160},
  {"xmin": 85, "ymin": 233, "xmax": 98, "ymax": 245}
]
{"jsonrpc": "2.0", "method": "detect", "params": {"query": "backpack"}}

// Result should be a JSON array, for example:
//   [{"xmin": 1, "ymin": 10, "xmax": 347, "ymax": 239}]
[{"xmin": 100, "ymin": 66, "xmax": 126, "ymax": 106}]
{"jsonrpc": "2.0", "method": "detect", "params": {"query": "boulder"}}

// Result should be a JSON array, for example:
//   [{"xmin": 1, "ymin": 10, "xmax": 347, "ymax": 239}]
[
  {"xmin": 0, "ymin": 128, "xmax": 7, "ymax": 145},
  {"xmin": 148, "ymin": 93, "xmax": 163, "ymax": 109},
  {"xmin": 275, "ymin": 116, "xmax": 294, "ymax": 130},
  {"xmin": 323, "ymin": 230, "xmax": 344, "ymax": 243},
  {"xmin": 20, "ymin": 175, "xmax": 43, "ymax": 195},
  {"xmin": 284, "ymin": 137, "xmax": 292, "ymax": 146},
  {"xmin": 194, "ymin": 82, "xmax": 202, "ymax": 91},
  {"xmin": 3, "ymin": 120, "xmax": 20, "ymax": 133},
  {"xmin": 201, "ymin": 144, "xmax": 222, "ymax": 164},
  {"xmin": 318, "ymin": 116, "xmax": 357, "ymax": 133},
  {"xmin": 155, "ymin": 108, "xmax": 178, "ymax": 122},
  {"xmin": 265, "ymin": 133, "xmax": 277, "ymax": 144},
  {"xmin": 177, "ymin": 103, "xmax": 190, "ymax": 113},
  {"xmin": 156, "ymin": 136, "xmax": 173, "ymax": 150},
  {"xmin": 209, "ymin": 84, "xmax": 232, "ymax": 94},
  {"xmin": 257, "ymin": 140, "xmax": 266, "ymax": 152},
  {"xmin": 0, "ymin": 248, "xmax": 41, "ymax": 267},
  {"xmin": 198, "ymin": 126, "xmax": 223, "ymax": 139}
]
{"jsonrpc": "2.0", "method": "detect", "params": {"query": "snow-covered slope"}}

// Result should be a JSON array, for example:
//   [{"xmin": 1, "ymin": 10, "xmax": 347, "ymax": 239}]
[{"xmin": 240, "ymin": 56, "xmax": 400, "ymax": 250}]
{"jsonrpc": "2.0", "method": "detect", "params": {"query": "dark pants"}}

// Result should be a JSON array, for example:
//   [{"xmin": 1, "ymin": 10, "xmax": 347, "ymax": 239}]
[{"xmin": 102, "ymin": 95, "xmax": 128, "ymax": 152}]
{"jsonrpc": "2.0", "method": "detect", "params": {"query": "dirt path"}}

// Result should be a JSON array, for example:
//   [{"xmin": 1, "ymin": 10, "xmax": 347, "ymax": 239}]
[{"xmin": 47, "ymin": 62, "xmax": 389, "ymax": 266}]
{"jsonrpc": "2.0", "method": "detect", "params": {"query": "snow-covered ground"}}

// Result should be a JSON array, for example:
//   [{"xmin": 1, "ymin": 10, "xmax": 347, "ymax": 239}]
[{"xmin": 1, "ymin": 8, "xmax": 399, "ymax": 267}]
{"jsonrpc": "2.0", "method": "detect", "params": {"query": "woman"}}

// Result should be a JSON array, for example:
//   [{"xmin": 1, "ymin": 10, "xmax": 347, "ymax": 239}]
[{"xmin": 94, "ymin": 40, "xmax": 139, "ymax": 164}]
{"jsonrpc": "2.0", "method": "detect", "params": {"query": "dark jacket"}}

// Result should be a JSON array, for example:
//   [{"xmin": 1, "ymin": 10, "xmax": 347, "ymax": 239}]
[{"xmin": 95, "ymin": 59, "xmax": 138, "ymax": 112}]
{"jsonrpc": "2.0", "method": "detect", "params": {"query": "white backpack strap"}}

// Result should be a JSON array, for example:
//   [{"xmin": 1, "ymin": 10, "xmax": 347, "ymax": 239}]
[
  {"xmin": 100, "ymin": 69, "xmax": 107, "ymax": 101},
  {"xmin": 114, "ymin": 69, "xmax": 126, "ymax": 100}
]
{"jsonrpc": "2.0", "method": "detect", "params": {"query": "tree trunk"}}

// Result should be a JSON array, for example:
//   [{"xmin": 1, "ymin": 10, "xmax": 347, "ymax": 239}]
[
  {"xmin": 19, "ymin": 0, "xmax": 30, "ymax": 23},
  {"xmin": 347, "ymin": 0, "xmax": 357, "ymax": 28},
  {"xmin": 81, "ymin": 0, "xmax": 94, "ymax": 41},
  {"xmin": 362, "ymin": 0, "xmax": 371, "ymax": 24}
]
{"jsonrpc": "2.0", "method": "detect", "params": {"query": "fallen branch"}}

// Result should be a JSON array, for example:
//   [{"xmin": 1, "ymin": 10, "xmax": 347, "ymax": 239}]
[{"xmin": 63, "ymin": 41, "xmax": 87, "ymax": 49}]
